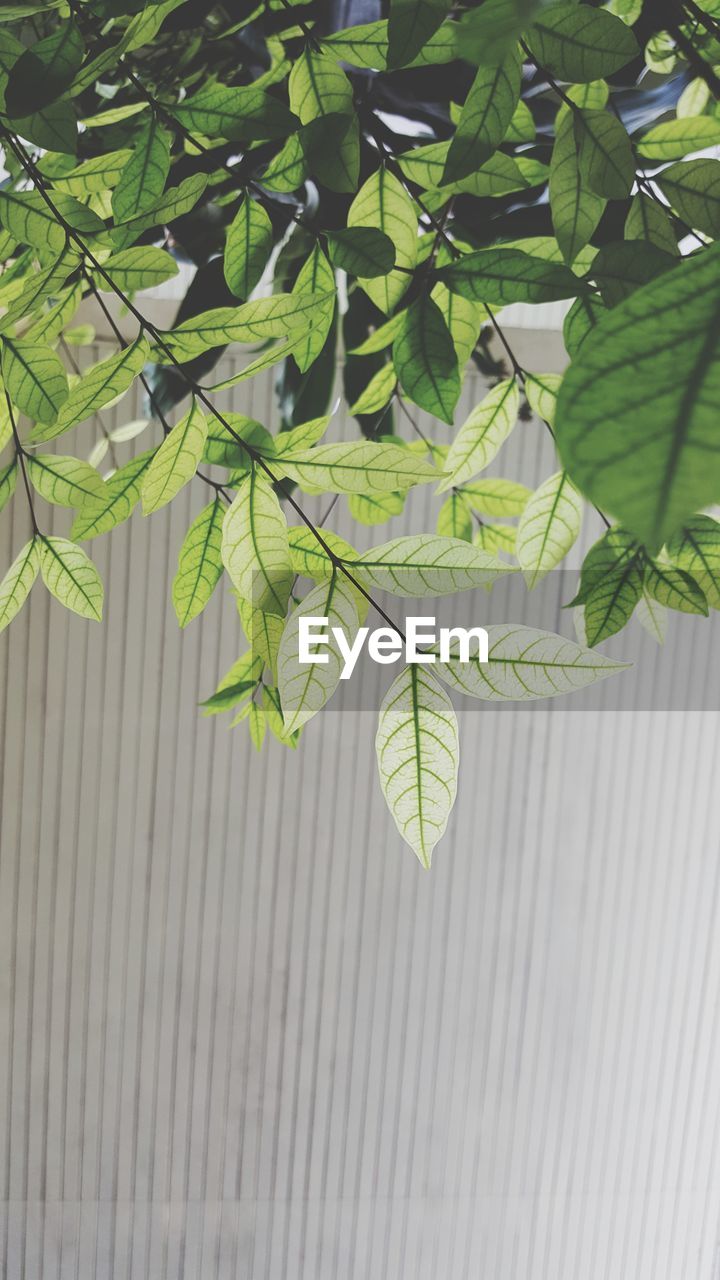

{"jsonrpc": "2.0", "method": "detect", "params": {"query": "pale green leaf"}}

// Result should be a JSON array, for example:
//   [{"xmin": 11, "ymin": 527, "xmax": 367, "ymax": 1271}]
[
  {"xmin": 0, "ymin": 536, "xmax": 39, "ymax": 633},
  {"xmin": 524, "ymin": 372, "xmax": 563, "ymax": 427},
  {"xmin": 376, "ymin": 664, "xmax": 458, "ymax": 868},
  {"xmin": 460, "ymin": 476, "xmax": 531, "ymax": 517},
  {"xmin": 635, "ymin": 591, "xmax": 668, "ymax": 644},
  {"xmin": 517, "ymin": 470, "xmax": 583, "ymax": 587},
  {"xmin": 39, "ymin": 535, "xmax": 103, "ymax": 621},
  {"xmin": 437, "ymin": 491, "xmax": 473, "ymax": 540},
  {"xmin": 27, "ymin": 453, "xmax": 109, "ymax": 509},
  {"xmin": 172, "ymin": 497, "xmax": 225, "ymax": 627},
  {"xmin": 644, "ymin": 560, "xmax": 708, "ymax": 614},
  {"xmin": 277, "ymin": 440, "xmax": 438, "ymax": 494},
  {"xmin": 290, "ymin": 245, "xmax": 336, "ymax": 374},
  {"xmin": 348, "ymin": 168, "xmax": 418, "ymax": 314},
  {"xmin": 70, "ymin": 448, "xmax": 155, "ymax": 541},
  {"xmin": 52, "ymin": 150, "xmax": 133, "ymax": 195},
  {"xmin": 348, "ymin": 490, "xmax": 406, "ymax": 525},
  {"xmin": 636, "ymin": 117, "xmax": 720, "ymax": 162},
  {"xmin": 437, "ymin": 624, "xmax": 629, "ymax": 699},
  {"xmin": 438, "ymin": 378, "xmax": 519, "ymax": 490},
  {"xmin": 29, "ymin": 336, "xmax": 149, "ymax": 444},
  {"xmin": 238, "ymin": 597, "xmax": 285, "ymax": 678},
  {"xmin": 625, "ymin": 194, "xmax": 679, "ymax": 256},
  {"xmin": 666, "ymin": 515, "xmax": 720, "ymax": 609},
  {"xmin": 657, "ymin": 159, "xmax": 720, "ymax": 238},
  {"xmin": 350, "ymin": 533, "xmax": 512, "ymax": 595},
  {"xmin": 277, "ymin": 574, "xmax": 359, "ymax": 732},
  {"xmin": 221, "ymin": 469, "xmax": 293, "ymax": 615},
  {"xmin": 142, "ymin": 399, "xmax": 208, "ymax": 514},
  {"xmin": 96, "ymin": 246, "xmax": 178, "ymax": 293},
  {"xmin": 2, "ymin": 337, "xmax": 68, "ymax": 425},
  {"xmin": 112, "ymin": 116, "xmax": 171, "ymax": 222},
  {"xmin": 0, "ymin": 458, "xmax": 17, "ymax": 514},
  {"xmin": 152, "ymin": 290, "xmax": 331, "ymax": 363}
]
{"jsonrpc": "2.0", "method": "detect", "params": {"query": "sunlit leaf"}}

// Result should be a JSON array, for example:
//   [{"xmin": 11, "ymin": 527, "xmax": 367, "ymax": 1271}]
[
  {"xmin": 438, "ymin": 379, "xmax": 519, "ymax": 490},
  {"xmin": 172, "ymin": 497, "xmax": 225, "ymax": 627},
  {"xmin": 277, "ymin": 574, "xmax": 359, "ymax": 732},
  {"xmin": 141, "ymin": 399, "xmax": 208, "ymax": 514},
  {"xmin": 221, "ymin": 469, "xmax": 293, "ymax": 616},
  {"xmin": 39, "ymin": 536, "xmax": 103, "ymax": 621},
  {"xmin": 0, "ymin": 537, "xmax": 38, "ymax": 633}
]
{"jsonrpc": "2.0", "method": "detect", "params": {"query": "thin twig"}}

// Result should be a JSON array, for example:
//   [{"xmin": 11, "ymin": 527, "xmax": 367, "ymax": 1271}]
[{"xmin": 7, "ymin": 392, "xmax": 39, "ymax": 534}]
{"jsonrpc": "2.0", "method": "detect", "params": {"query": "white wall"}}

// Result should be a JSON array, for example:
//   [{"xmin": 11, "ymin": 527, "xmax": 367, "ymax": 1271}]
[{"xmin": 1, "ymin": 332, "xmax": 720, "ymax": 1278}]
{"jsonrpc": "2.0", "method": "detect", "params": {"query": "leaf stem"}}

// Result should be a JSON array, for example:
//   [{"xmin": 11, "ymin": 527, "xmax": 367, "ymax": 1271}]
[{"xmin": 7, "ymin": 392, "xmax": 39, "ymax": 534}]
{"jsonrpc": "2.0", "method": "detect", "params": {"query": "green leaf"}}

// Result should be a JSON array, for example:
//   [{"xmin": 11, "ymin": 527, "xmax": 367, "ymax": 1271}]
[
  {"xmin": 666, "ymin": 515, "xmax": 720, "ymax": 609},
  {"xmin": 348, "ymin": 362, "xmax": 396, "ymax": 415},
  {"xmin": 274, "ymin": 416, "xmax": 331, "ymax": 455},
  {"xmin": 299, "ymin": 111, "xmax": 360, "ymax": 194},
  {"xmin": 96, "ymin": 246, "xmax": 178, "ymax": 293},
  {"xmin": 438, "ymin": 379, "xmax": 519, "ymax": 490},
  {"xmin": 517, "ymin": 470, "xmax": 583, "ymax": 587},
  {"xmin": 0, "ymin": 458, "xmax": 17, "ymax": 514},
  {"xmin": 437, "ymin": 624, "xmax": 628, "ymax": 699},
  {"xmin": 2, "ymin": 338, "xmax": 68, "ymax": 425},
  {"xmin": 657, "ymin": 159, "xmax": 720, "ymax": 239},
  {"xmin": 592, "ymin": 240, "xmax": 677, "ymax": 307},
  {"xmin": 238, "ymin": 597, "xmax": 285, "ymax": 679},
  {"xmin": 153, "ymin": 291, "xmax": 330, "ymax": 363},
  {"xmin": 29, "ymin": 336, "xmax": 149, "ymax": 444},
  {"xmin": 443, "ymin": 46, "xmax": 521, "ymax": 183},
  {"xmin": 5, "ymin": 20, "xmax": 83, "ymax": 115},
  {"xmin": 563, "ymin": 294, "xmax": 607, "ymax": 357},
  {"xmin": 473, "ymin": 522, "xmax": 517, "ymax": 555},
  {"xmin": 172, "ymin": 498, "xmax": 225, "ymax": 627},
  {"xmin": 635, "ymin": 591, "xmax": 668, "ymax": 645},
  {"xmin": 570, "ymin": 527, "xmax": 640, "ymax": 605},
  {"xmin": 322, "ymin": 19, "xmax": 459, "ymax": 70},
  {"xmin": 171, "ymin": 83, "xmax": 297, "ymax": 142},
  {"xmin": 453, "ymin": 0, "xmax": 533, "ymax": 67},
  {"xmin": 110, "ymin": 174, "xmax": 208, "ymax": 251},
  {"xmin": 581, "ymin": 553, "xmax": 643, "ymax": 646},
  {"xmin": 431, "ymin": 282, "xmax": 483, "ymax": 369},
  {"xmin": 141, "ymin": 399, "xmax": 208, "ymax": 514},
  {"xmin": 261, "ymin": 133, "xmax": 307, "ymax": 192},
  {"xmin": 555, "ymin": 242, "xmax": 720, "ymax": 549},
  {"xmin": 27, "ymin": 453, "xmax": 108, "ymax": 509},
  {"xmin": 287, "ymin": 523, "xmax": 356, "ymax": 576},
  {"xmin": 550, "ymin": 106, "xmax": 606, "ymax": 265},
  {"xmin": 0, "ymin": 253, "xmax": 76, "ymax": 336},
  {"xmin": 290, "ymin": 245, "xmax": 336, "ymax": 374},
  {"xmin": 201, "ymin": 651, "xmax": 263, "ymax": 714},
  {"xmin": 0, "ymin": 536, "xmax": 39, "ymax": 632},
  {"xmin": 350, "ymin": 533, "xmax": 511, "ymax": 595},
  {"xmin": 70, "ymin": 448, "xmax": 155, "ymax": 541},
  {"xmin": 348, "ymin": 168, "xmax": 418, "ymax": 314},
  {"xmin": 625, "ymin": 194, "xmax": 678, "ymax": 256},
  {"xmin": 223, "ymin": 195, "xmax": 274, "ymax": 301},
  {"xmin": 221, "ymin": 469, "xmax": 293, "ymax": 616},
  {"xmin": 376, "ymin": 664, "xmax": 458, "ymax": 868},
  {"xmin": 327, "ymin": 227, "xmax": 396, "ymax": 278},
  {"xmin": 25, "ymin": 281, "xmax": 83, "ymax": 345},
  {"xmin": 524, "ymin": 371, "xmax": 563, "ymax": 426},
  {"xmin": 39, "ymin": 535, "xmax": 103, "ymax": 621},
  {"xmin": 438, "ymin": 248, "xmax": 581, "ymax": 306},
  {"xmin": 526, "ymin": 3, "xmax": 638, "ymax": 81},
  {"xmin": 0, "ymin": 190, "xmax": 105, "ymax": 262},
  {"xmin": 636, "ymin": 117, "xmax": 720, "ymax": 162},
  {"xmin": 644, "ymin": 561, "xmax": 708, "ymax": 615},
  {"xmin": 112, "ymin": 116, "xmax": 171, "ymax": 222},
  {"xmin": 278, "ymin": 441, "xmax": 438, "ymax": 494},
  {"xmin": 437, "ymin": 491, "xmax": 473, "ymax": 540},
  {"xmin": 387, "ymin": 0, "xmax": 452, "ymax": 68},
  {"xmin": 460, "ymin": 476, "xmax": 531, "ymax": 517},
  {"xmin": 202, "ymin": 412, "xmax": 271, "ymax": 469},
  {"xmin": 348, "ymin": 490, "xmax": 406, "ymax": 525},
  {"xmin": 277, "ymin": 574, "xmax": 359, "ymax": 732},
  {"xmin": 575, "ymin": 108, "xmax": 635, "ymax": 199},
  {"xmin": 53, "ymin": 149, "xmax": 133, "ymax": 195},
  {"xmin": 393, "ymin": 295, "xmax": 460, "ymax": 424}
]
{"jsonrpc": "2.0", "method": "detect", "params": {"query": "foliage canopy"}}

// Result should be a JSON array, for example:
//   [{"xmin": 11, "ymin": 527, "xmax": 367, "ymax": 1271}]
[{"xmin": 0, "ymin": 0, "xmax": 719, "ymax": 863}]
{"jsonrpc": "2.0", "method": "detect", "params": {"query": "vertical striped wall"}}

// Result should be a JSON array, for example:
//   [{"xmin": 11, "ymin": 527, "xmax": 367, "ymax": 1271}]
[{"xmin": 1, "ymin": 337, "xmax": 720, "ymax": 1278}]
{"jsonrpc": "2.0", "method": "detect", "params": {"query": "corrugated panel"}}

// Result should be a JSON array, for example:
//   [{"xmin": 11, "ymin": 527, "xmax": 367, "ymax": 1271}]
[{"xmin": 1, "ymin": 341, "xmax": 720, "ymax": 1279}]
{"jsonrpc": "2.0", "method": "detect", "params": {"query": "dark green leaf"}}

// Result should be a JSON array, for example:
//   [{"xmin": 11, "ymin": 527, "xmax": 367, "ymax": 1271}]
[
  {"xmin": 393, "ymin": 296, "xmax": 460, "ymax": 424},
  {"xmin": 438, "ymin": 247, "xmax": 582, "ymax": 305},
  {"xmin": 327, "ymin": 227, "xmax": 396, "ymax": 278},
  {"xmin": 527, "ymin": 3, "xmax": 639, "ymax": 81}
]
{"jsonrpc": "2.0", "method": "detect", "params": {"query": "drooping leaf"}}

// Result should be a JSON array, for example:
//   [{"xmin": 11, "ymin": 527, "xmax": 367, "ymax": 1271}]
[
  {"xmin": 635, "ymin": 591, "xmax": 668, "ymax": 645},
  {"xmin": 172, "ymin": 497, "xmax": 225, "ymax": 627},
  {"xmin": 26, "ymin": 453, "xmax": 108, "ymax": 509},
  {"xmin": 223, "ymin": 195, "xmax": 274, "ymax": 301},
  {"xmin": 442, "ymin": 46, "xmax": 522, "ymax": 183},
  {"xmin": 348, "ymin": 362, "xmax": 396, "ymax": 415},
  {"xmin": 376, "ymin": 664, "xmax": 459, "ymax": 868},
  {"xmin": 348, "ymin": 489, "xmax": 406, "ymax": 525},
  {"xmin": 0, "ymin": 458, "xmax": 17, "ymax": 514},
  {"xmin": 348, "ymin": 168, "xmax": 418, "ymax": 314},
  {"xmin": 431, "ymin": 282, "xmax": 483, "ymax": 369},
  {"xmin": 350, "ymin": 533, "xmax": 512, "ymax": 595},
  {"xmin": 517, "ymin": 470, "xmax": 583, "ymax": 587},
  {"xmin": 141, "ymin": 399, "xmax": 208, "ymax": 514},
  {"xmin": 526, "ymin": 3, "xmax": 639, "ymax": 81},
  {"xmin": 393, "ymin": 295, "xmax": 460, "ymax": 424},
  {"xmin": 574, "ymin": 108, "xmax": 634, "ymax": 200},
  {"xmin": 436, "ymin": 491, "xmax": 473, "ymax": 540},
  {"xmin": 387, "ymin": 0, "xmax": 452, "ymax": 69},
  {"xmin": 39, "ymin": 536, "xmax": 103, "ymax": 621},
  {"xmin": 438, "ymin": 379, "xmax": 519, "ymax": 490},
  {"xmin": 70, "ymin": 448, "xmax": 155, "ymax": 541},
  {"xmin": 643, "ymin": 560, "xmax": 708, "ymax": 615},
  {"xmin": 29, "ymin": 336, "xmax": 149, "ymax": 444},
  {"xmin": 238, "ymin": 597, "xmax": 285, "ymax": 679},
  {"xmin": 550, "ymin": 106, "xmax": 606, "ymax": 266},
  {"xmin": 666, "ymin": 515, "xmax": 720, "ymax": 609},
  {"xmin": 221, "ymin": 469, "xmax": 293, "ymax": 616},
  {"xmin": 290, "ymin": 245, "xmax": 336, "ymax": 374},
  {"xmin": 277, "ymin": 441, "xmax": 438, "ymax": 494},
  {"xmin": 277, "ymin": 574, "xmax": 359, "ymax": 733},
  {"xmin": 523, "ymin": 372, "xmax": 563, "ymax": 426},
  {"xmin": 625, "ymin": 195, "xmax": 678, "ymax": 257},
  {"xmin": 112, "ymin": 116, "xmax": 171, "ymax": 222},
  {"xmin": 2, "ymin": 338, "xmax": 68, "ymax": 425},
  {"xmin": 437, "ymin": 624, "xmax": 628, "ymax": 699},
  {"xmin": 555, "ymin": 242, "xmax": 720, "ymax": 549},
  {"xmin": 0, "ymin": 537, "xmax": 39, "ymax": 634},
  {"xmin": 582, "ymin": 559, "xmax": 643, "ymax": 646}
]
